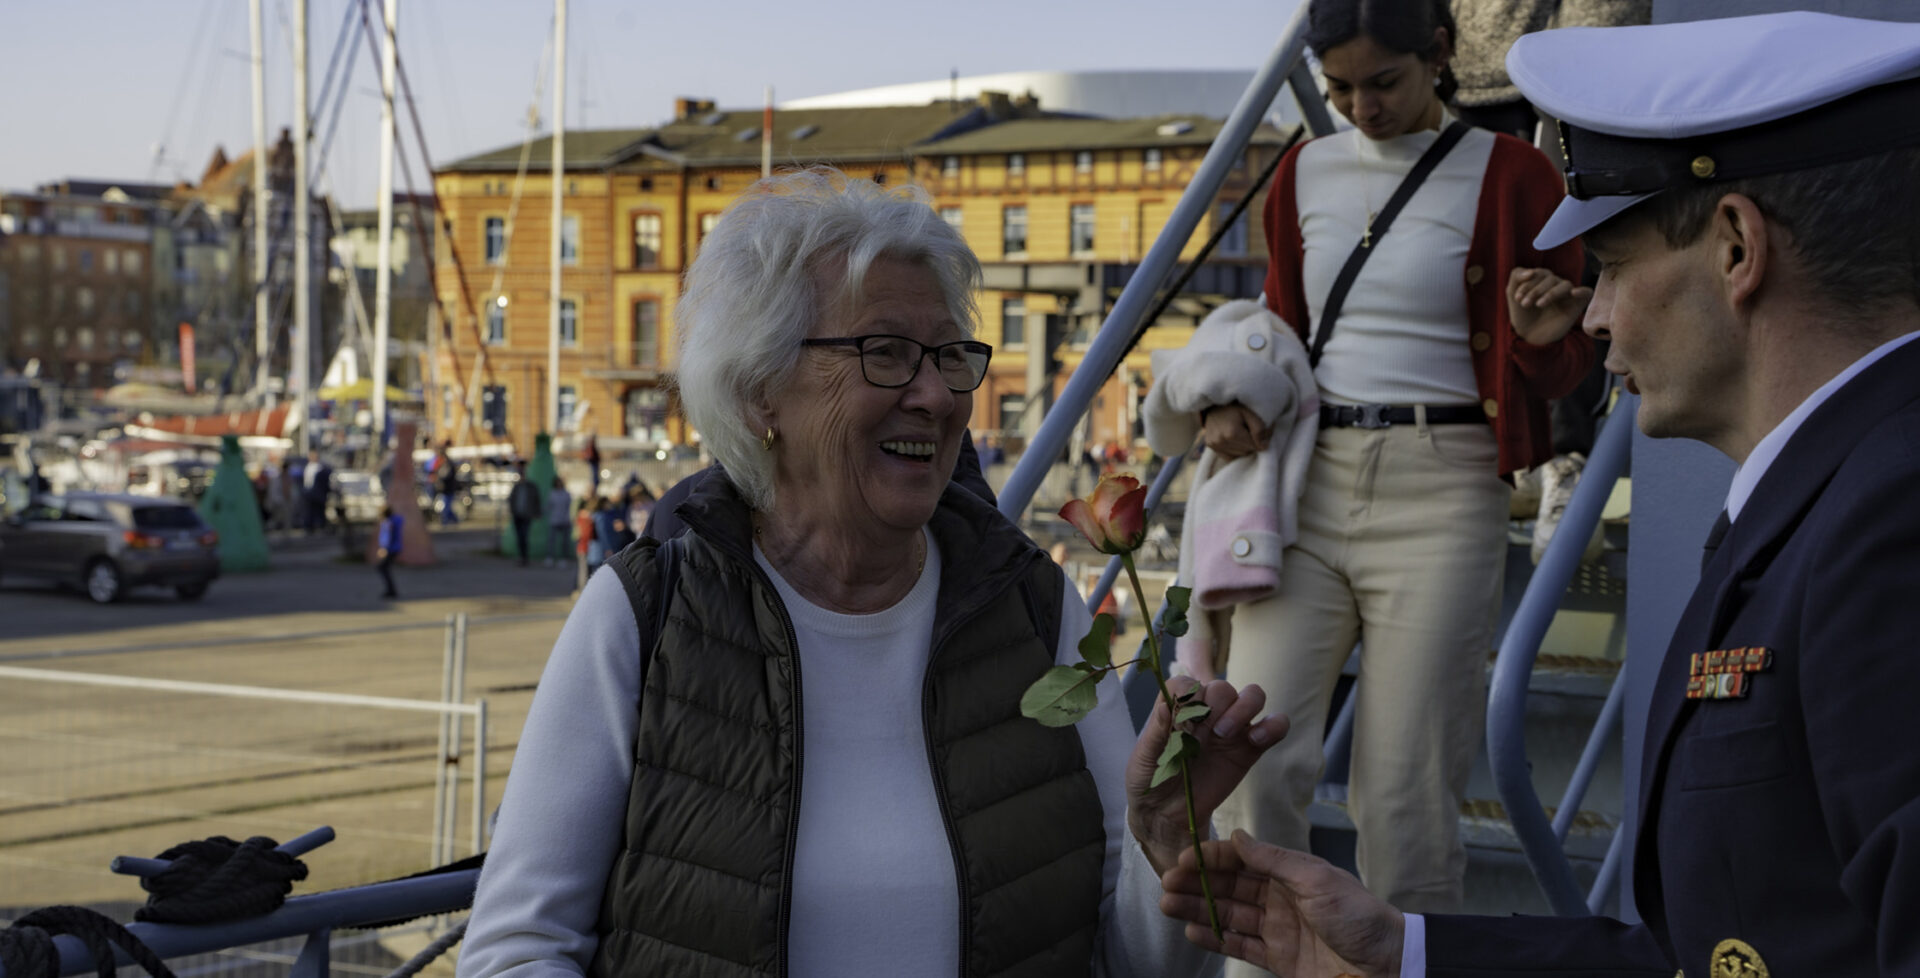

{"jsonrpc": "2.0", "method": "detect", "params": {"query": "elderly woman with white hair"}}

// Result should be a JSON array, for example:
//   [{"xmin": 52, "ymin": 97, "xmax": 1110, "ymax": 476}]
[{"xmin": 457, "ymin": 168, "xmax": 1287, "ymax": 978}]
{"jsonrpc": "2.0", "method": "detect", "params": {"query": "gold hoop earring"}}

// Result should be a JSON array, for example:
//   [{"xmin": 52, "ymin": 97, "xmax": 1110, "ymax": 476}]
[{"xmin": 762, "ymin": 427, "xmax": 777, "ymax": 451}]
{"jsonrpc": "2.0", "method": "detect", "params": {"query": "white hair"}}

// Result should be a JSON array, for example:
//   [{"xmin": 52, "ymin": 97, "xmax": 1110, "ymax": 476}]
[{"xmin": 672, "ymin": 166, "xmax": 982, "ymax": 511}]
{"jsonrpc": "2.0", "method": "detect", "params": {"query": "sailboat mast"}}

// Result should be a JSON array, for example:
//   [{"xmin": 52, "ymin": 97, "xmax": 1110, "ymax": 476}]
[
  {"xmin": 293, "ymin": 0, "xmax": 312, "ymax": 455},
  {"xmin": 548, "ymin": 0, "xmax": 567, "ymax": 438},
  {"xmin": 249, "ymin": 0, "xmax": 270, "ymax": 399},
  {"xmin": 373, "ymin": 0, "xmax": 399, "ymax": 442}
]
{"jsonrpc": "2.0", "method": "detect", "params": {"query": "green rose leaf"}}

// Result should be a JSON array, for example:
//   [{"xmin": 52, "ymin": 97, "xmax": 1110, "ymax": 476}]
[
  {"xmin": 1174, "ymin": 702, "xmax": 1212, "ymax": 726},
  {"xmin": 1079, "ymin": 613, "xmax": 1116, "ymax": 669},
  {"xmin": 1021, "ymin": 665, "xmax": 1103, "ymax": 728},
  {"xmin": 1163, "ymin": 585, "xmax": 1193, "ymax": 638},
  {"xmin": 1151, "ymin": 729, "xmax": 1201, "ymax": 788}
]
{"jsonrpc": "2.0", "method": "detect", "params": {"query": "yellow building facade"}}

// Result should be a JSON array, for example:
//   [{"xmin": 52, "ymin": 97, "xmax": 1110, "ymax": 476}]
[{"xmin": 430, "ymin": 96, "xmax": 1290, "ymax": 459}]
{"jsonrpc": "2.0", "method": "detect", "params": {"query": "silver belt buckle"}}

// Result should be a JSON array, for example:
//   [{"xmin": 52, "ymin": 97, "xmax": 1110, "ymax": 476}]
[{"xmin": 1356, "ymin": 404, "xmax": 1391, "ymax": 429}]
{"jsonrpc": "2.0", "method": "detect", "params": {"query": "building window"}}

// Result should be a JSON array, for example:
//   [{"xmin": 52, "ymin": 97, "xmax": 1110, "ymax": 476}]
[
  {"xmin": 1007, "ymin": 152, "xmax": 1025, "ymax": 176},
  {"xmin": 122, "ymin": 328, "xmax": 142, "ymax": 350},
  {"xmin": 482, "ymin": 385, "xmax": 509, "ymax": 436},
  {"xmin": 77, "ymin": 327, "xmax": 96, "ymax": 351},
  {"xmin": 485, "ymin": 217, "xmax": 506, "ymax": 264},
  {"xmin": 557, "ymin": 385, "xmax": 578, "ymax": 429},
  {"xmin": 560, "ymin": 215, "xmax": 580, "ymax": 265},
  {"xmin": 559, "ymin": 299, "xmax": 578, "ymax": 347},
  {"xmin": 79, "ymin": 248, "xmax": 94, "ymax": 273},
  {"xmin": 124, "ymin": 249, "xmax": 142, "ymax": 275},
  {"xmin": 872, "ymin": 172, "xmax": 887, "ymax": 185},
  {"xmin": 942, "ymin": 155, "xmax": 960, "ymax": 177},
  {"xmin": 76, "ymin": 286, "xmax": 96, "ymax": 316},
  {"xmin": 485, "ymin": 300, "xmax": 506, "ymax": 345},
  {"xmin": 1216, "ymin": 203, "xmax": 1248, "ymax": 257},
  {"xmin": 699, "ymin": 213, "xmax": 720, "ymax": 248},
  {"xmin": 1001, "ymin": 297, "xmax": 1026, "ymax": 348},
  {"xmin": 705, "ymin": 176, "xmax": 723, "ymax": 191},
  {"xmin": 124, "ymin": 291, "xmax": 141, "ymax": 315},
  {"xmin": 632, "ymin": 213, "xmax": 662, "ymax": 268},
  {"xmin": 1075, "ymin": 150, "xmax": 1094, "ymax": 174},
  {"xmin": 105, "ymin": 250, "xmax": 119, "ymax": 274},
  {"xmin": 632, "ymin": 299, "xmax": 659, "ymax": 366},
  {"xmin": 626, "ymin": 386, "xmax": 669, "ymax": 444},
  {"xmin": 998, "ymin": 394, "xmax": 1028, "ymax": 432},
  {"xmin": 1070, "ymin": 204, "xmax": 1096, "ymax": 256},
  {"xmin": 50, "ymin": 246, "xmax": 65, "ymax": 272},
  {"xmin": 1002, "ymin": 205, "xmax": 1028, "ymax": 257},
  {"xmin": 1144, "ymin": 147, "xmax": 1163, "ymax": 172},
  {"xmin": 939, "ymin": 206, "xmax": 963, "ymax": 232}
]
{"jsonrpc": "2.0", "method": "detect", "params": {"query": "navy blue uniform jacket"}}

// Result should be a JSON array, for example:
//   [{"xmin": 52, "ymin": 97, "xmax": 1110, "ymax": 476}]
[{"xmin": 1427, "ymin": 336, "xmax": 1920, "ymax": 976}]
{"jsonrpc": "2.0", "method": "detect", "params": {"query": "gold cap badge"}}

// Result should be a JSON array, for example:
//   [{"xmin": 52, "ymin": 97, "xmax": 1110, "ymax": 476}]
[
  {"xmin": 1691, "ymin": 155, "xmax": 1718, "ymax": 179},
  {"xmin": 1710, "ymin": 937, "xmax": 1768, "ymax": 978}
]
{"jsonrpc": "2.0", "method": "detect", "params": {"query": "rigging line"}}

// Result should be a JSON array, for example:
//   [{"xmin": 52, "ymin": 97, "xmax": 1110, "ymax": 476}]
[
  {"xmin": 150, "ymin": 0, "xmax": 222, "ymax": 181},
  {"xmin": 1114, "ymin": 127, "xmax": 1302, "ymax": 367},
  {"xmin": 366, "ymin": 0, "xmax": 554, "ymax": 422},
  {"xmin": 179, "ymin": 6, "xmax": 243, "ymax": 183},
  {"xmin": 350, "ymin": 0, "xmax": 513, "ymax": 442},
  {"xmin": 309, "ymin": 4, "xmax": 367, "ymax": 189},
  {"xmin": 416, "ymin": 0, "xmax": 472, "ymax": 157},
  {"xmin": 310, "ymin": 0, "xmax": 363, "ymax": 144}
]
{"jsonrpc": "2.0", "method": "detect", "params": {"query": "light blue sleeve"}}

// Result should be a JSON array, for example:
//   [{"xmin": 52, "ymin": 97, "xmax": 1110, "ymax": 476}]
[
  {"xmin": 1402, "ymin": 913, "xmax": 1427, "ymax": 977},
  {"xmin": 1062, "ymin": 572, "xmax": 1222, "ymax": 978},
  {"xmin": 456, "ymin": 570, "xmax": 640, "ymax": 978}
]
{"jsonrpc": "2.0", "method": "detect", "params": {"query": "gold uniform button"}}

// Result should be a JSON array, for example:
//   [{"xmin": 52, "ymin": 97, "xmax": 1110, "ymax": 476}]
[
  {"xmin": 1691, "ymin": 155, "xmax": 1717, "ymax": 179},
  {"xmin": 1466, "ymin": 265, "xmax": 1485, "ymax": 285},
  {"xmin": 1471, "ymin": 331, "xmax": 1491, "ymax": 352},
  {"xmin": 1482, "ymin": 398, "xmax": 1500, "ymax": 419}
]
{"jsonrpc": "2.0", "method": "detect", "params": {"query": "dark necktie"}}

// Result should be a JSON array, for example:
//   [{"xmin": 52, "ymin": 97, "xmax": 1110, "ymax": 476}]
[{"xmin": 1701, "ymin": 509, "xmax": 1731, "ymax": 572}]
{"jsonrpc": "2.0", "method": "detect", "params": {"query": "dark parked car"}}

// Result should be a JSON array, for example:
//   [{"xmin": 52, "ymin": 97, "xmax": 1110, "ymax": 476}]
[{"xmin": 0, "ymin": 493, "xmax": 220, "ymax": 603}]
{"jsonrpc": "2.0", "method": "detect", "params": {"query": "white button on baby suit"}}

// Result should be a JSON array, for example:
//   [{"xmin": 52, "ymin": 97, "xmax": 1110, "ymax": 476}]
[
  {"xmin": 1232, "ymin": 537, "xmax": 1253, "ymax": 557},
  {"xmin": 1246, "ymin": 333, "xmax": 1267, "ymax": 351}
]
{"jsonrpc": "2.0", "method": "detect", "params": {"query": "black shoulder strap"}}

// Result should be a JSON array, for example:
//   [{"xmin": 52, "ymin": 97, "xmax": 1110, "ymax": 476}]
[
  {"xmin": 1308, "ymin": 120, "xmax": 1471, "ymax": 369},
  {"xmin": 608, "ymin": 534, "xmax": 683, "ymax": 691}
]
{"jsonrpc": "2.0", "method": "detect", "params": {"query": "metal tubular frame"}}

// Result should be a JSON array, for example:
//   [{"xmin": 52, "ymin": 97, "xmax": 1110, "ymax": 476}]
[
  {"xmin": 1487, "ymin": 393, "xmax": 1639, "ymax": 915},
  {"xmin": 996, "ymin": 0, "xmax": 1316, "ymax": 522},
  {"xmin": 7, "ymin": 871, "xmax": 480, "ymax": 978}
]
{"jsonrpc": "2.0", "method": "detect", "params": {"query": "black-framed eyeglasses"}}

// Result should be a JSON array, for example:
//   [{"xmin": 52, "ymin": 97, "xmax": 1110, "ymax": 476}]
[{"xmin": 799, "ymin": 334, "xmax": 994, "ymax": 392}]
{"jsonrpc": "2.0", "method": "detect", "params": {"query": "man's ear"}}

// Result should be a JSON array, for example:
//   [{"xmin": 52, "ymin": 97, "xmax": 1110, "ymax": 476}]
[{"xmin": 1715, "ymin": 193, "xmax": 1771, "ymax": 312}]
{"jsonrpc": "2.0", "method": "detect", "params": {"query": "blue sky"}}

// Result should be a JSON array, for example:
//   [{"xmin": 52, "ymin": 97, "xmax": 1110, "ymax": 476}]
[{"xmin": 2, "ymin": 0, "xmax": 1298, "ymax": 208}]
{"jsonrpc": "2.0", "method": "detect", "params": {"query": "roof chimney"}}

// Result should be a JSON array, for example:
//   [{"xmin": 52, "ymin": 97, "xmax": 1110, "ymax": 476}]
[
  {"xmin": 977, "ymin": 90, "xmax": 1014, "ymax": 118},
  {"xmin": 675, "ymin": 97, "xmax": 717, "ymax": 121}
]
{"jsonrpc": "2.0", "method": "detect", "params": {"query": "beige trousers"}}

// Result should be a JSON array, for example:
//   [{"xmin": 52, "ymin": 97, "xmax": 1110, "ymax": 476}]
[{"xmin": 1215, "ymin": 416, "xmax": 1509, "ymax": 930}]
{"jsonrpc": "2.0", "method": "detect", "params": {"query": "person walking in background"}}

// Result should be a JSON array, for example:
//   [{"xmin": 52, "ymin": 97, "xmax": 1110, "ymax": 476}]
[
  {"xmin": 591, "ymin": 493, "xmax": 634, "ymax": 559},
  {"xmin": 375, "ymin": 503, "xmax": 403, "ymax": 599},
  {"xmin": 507, "ymin": 461, "xmax": 541, "ymax": 568},
  {"xmin": 1145, "ymin": 0, "xmax": 1591, "ymax": 933},
  {"xmin": 299, "ymin": 449, "xmax": 333, "ymax": 536},
  {"xmin": 545, "ymin": 478, "xmax": 573, "ymax": 569},
  {"xmin": 583, "ymin": 434, "xmax": 602, "ymax": 496},
  {"xmin": 574, "ymin": 497, "xmax": 596, "ymax": 590},
  {"xmin": 435, "ymin": 444, "xmax": 461, "ymax": 525}
]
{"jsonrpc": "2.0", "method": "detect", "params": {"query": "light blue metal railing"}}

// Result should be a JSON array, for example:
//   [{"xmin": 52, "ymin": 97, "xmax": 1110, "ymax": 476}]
[
  {"xmin": 995, "ymin": 0, "xmax": 1318, "ymax": 523},
  {"xmin": 1487, "ymin": 392, "xmax": 1638, "ymax": 916},
  {"xmin": 15, "ymin": 871, "xmax": 480, "ymax": 978}
]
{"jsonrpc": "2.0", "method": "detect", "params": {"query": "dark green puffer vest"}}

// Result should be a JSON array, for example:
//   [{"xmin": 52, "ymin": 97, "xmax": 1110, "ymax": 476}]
[{"xmin": 589, "ymin": 472, "xmax": 1107, "ymax": 978}]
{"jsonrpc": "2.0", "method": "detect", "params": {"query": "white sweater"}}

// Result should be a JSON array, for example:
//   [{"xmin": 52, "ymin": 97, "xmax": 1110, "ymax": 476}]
[
  {"xmin": 1296, "ymin": 121, "xmax": 1494, "ymax": 406},
  {"xmin": 458, "ymin": 532, "xmax": 1217, "ymax": 978}
]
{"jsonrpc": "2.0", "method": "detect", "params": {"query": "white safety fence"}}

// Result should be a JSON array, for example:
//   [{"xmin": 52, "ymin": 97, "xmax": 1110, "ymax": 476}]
[{"xmin": 0, "ymin": 662, "xmax": 487, "ymax": 905}]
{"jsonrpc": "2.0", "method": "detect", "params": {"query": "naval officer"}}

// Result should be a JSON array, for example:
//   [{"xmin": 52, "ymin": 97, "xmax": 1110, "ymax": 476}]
[{"xmin": 1157, "ymin": 10, "xmax": 1920, "ymax": 977}]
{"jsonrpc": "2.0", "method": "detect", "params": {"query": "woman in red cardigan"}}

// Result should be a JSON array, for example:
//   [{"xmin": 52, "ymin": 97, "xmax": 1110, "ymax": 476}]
[{"xmin": 1187, "ymin": 0, "xmax": 1593, "ymax": 934}]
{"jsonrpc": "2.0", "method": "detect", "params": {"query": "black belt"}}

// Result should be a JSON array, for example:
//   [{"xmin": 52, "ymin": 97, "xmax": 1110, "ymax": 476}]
[{"xmin": 1319, "ymin": 403, "xmax": 1487, "ymax": 430}]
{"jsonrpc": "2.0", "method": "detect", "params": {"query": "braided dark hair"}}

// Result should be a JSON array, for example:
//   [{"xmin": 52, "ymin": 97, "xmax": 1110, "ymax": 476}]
[{"xmin": 1304, "ymin": 0, "xmax": 1459, "ymax": 102}]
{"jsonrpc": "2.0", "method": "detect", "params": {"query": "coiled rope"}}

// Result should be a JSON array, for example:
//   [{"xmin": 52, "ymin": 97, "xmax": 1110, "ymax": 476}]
[
  {"xmin": 0, "ymin": 906, "xmax": 177, "ymax": 978},
  {"xmin": 135, "ymin": 835, "xmax": 309, "ymax": 925}
]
